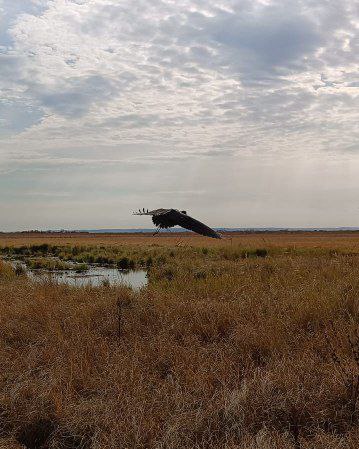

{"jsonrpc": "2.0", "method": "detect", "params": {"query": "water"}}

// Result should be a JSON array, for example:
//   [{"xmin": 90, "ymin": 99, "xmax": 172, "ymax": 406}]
[{"xmin": 9, "ymin": 260, "xmax": 148, "ymax": 289}]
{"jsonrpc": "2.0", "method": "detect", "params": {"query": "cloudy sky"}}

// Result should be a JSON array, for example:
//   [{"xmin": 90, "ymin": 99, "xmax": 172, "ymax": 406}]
[{"xmin": 0, "ymin": 0, "xmax": 358, "ymax": 231}]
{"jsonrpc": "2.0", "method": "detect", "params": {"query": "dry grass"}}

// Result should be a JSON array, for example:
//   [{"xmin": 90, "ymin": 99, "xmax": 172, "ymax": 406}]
[
  {"xmin": 2, "ymin": 230, "xmax": 359, "ymax": 251},
  {"xmin": 2, "ymin": 234, "xmax": 359, "ymax": 448}
]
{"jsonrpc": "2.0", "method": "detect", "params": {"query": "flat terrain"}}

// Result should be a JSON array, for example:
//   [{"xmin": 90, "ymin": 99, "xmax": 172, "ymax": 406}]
[
  {"xmin": 3, "ymin": 230, "xmax": 359, "ymax": 250},
  {"xmin": 2, "ymin": 232, "xmax": 359, "ymax": 448}
]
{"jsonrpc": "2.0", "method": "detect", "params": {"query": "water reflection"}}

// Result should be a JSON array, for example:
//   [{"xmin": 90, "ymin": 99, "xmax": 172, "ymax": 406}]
[{"xmin": 9, "ymin": 260, "xmax": 147, "ymax": 290}]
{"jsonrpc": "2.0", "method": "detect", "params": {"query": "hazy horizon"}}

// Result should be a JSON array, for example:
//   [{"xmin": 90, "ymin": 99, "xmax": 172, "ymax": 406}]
[
  {"xmin": 3, "ymin": 225, "xmax": 359, "ymax": 234},
  {"xmin": 1, "ymin": 0, "xmax": 358, "ymax": 231}
]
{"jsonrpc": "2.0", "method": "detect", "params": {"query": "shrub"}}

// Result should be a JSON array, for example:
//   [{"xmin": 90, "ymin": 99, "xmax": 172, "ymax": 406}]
[
  {"xmin": 194, "ymin": 269, "xmax": 206, "ymax": 280},
  {"xmin": 256, "ymin": 248, "xmax": 268, "ymax": 258},
  {"xmin": 156, "ymin": 256, "xmax": 167, "ymax": 266},
  {"xmin": 118, "ymin": 257, "xmax": 130, "ymax": 269},
  {"xmin": 12, "ymin": 246, "xmax": 30, "ymax": 256},
  {"xmin": 30, "ymin": 243, "xmax": 49, "ymax": 254},
  {"xmin": 14, "ymin": 264, "xmax": 26, "ymax": 276}
]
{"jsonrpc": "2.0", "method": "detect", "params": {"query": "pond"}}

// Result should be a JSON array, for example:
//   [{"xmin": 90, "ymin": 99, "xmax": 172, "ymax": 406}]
[{"xmin": 8, "ymin": 260, "xmax": 148, "ymax": 290}]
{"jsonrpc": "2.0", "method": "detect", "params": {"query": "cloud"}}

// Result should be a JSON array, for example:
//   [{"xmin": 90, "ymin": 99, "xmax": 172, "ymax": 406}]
[
  {"xmin": 0, "ymin": 100, "xmax": 43, "ymax": 134},
  {"xmin": 37, "ymin": 75, "xmax": 117, "ymax": 117},
  {"xmin": 0, "ymin": 0, "xmax": 48, "ymax": 48},
  {"xmin": 0, "ymin": 0, "xmax": 358, "ymax": 229},
  {"xmin": 22, "ymin": 191, "xmax": 72, "ymax": 198},
  {"xmin": 204, "ymin": 5, "xmax": 323, "ymax": 79}
]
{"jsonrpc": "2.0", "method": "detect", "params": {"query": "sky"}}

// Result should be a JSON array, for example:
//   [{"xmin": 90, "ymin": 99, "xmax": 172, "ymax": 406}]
[{"xmin": 0, "ymin": 0, "xmax": 358, "ymax": 231}]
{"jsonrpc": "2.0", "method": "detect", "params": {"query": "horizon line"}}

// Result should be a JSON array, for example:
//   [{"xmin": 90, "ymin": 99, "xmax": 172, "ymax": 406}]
[{"xmin": 2, "ymin": 226, "xmax": 359, "ymax": 234}]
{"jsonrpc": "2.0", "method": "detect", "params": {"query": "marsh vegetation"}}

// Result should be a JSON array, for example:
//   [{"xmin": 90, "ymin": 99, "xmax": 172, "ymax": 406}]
[{"xmin": 2, "ymin": 232, "xmax": 359, "ymax": 448}]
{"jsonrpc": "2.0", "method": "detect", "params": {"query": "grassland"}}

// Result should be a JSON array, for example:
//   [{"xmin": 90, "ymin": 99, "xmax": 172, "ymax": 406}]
[{"xmin": 1, "ymin": 232, "xmax": 359, "ymax": 448}]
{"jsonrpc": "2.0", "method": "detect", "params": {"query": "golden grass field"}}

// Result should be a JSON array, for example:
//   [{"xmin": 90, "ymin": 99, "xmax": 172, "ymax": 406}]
[
  {"xmin": 2, "ymin": 231, "xmax": 359, "ymax": 250},
  {"xmin": 2, "ymin": 232, "xmax": 359, "ymax": 448}
]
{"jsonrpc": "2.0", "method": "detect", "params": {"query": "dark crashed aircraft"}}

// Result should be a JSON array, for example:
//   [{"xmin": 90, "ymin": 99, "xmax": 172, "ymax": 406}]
[{"xmin": 133, "ymin": 208, "xmax": 222, "ymax": 239}]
